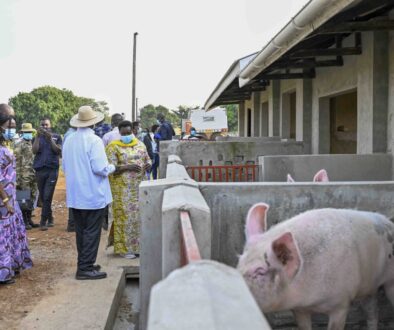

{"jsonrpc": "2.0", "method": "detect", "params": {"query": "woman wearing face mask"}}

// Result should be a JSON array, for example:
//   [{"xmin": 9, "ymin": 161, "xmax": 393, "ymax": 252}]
[
  {"xmin": 0, "ymin": 105, "xmax": 33, "ymax": 285},
  {"xmin": 105, "ymin": 120, "xmax": 151, "ymax": 259}
]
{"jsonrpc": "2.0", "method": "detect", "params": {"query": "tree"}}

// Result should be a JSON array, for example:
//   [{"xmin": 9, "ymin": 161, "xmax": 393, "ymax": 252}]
[
  {"xmin": 224, "ymin": 104, "xmax": 239, "ymax": 133},
  {"xmin": 9, "ymin": 86, "xmax": 109, "ymax": 134},
  {"xmin": 139, "ymin": 104, "xmax": 180, "ymax": 131},
  {"xmin": 172, "ymin": 105, "xmax": 199, "ymax": 120}
]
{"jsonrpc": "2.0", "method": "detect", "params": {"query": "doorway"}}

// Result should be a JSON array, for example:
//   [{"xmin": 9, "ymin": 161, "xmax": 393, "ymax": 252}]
[
  {"xmin": 289, "ymin": 92, "xmax": 296, "ymax": 139},
  {"xmin": 247, "ymin": 108, "xmax": 252, "ymax": 137},
  {"xmin": 329, "ymin": 91, "xmax": 357, "ymax": 154}
]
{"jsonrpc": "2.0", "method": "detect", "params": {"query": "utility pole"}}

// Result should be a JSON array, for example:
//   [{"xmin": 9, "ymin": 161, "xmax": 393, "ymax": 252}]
[
  {"xmin": 132, "ymin": 32, "xmax": 138, "ymax": 121},
  {"xmin": 136, "ymin": 97, "xmax": 139, "ymax": 120}
]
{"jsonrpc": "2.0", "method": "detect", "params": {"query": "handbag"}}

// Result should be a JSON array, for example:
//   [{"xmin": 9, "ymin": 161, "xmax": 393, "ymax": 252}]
[{"xmin": 16, "ymin": 189, "xmax": 33, "ymax": 211}]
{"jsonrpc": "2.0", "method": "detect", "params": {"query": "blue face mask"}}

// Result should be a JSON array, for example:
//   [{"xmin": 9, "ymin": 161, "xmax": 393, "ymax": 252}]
[
  {"xmin": 120, "ymin": 134, "xmax": 134, "ymax": 144},
  {"xmin": 23, "ymin": 132, "xmax": 33, "ymax": 140},
  {"xmin": 190, "ymin": 130, "xmax": 196, "ymax": 136},
  {"xmin": 3, "ymin": 128, "xmax": 16, "ymax": 140}
]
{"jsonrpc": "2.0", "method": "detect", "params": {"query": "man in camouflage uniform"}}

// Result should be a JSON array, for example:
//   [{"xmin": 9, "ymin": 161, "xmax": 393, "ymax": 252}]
[{"xmin": 14, "ymin": 123, "xmax": 39, "ymax": 229}]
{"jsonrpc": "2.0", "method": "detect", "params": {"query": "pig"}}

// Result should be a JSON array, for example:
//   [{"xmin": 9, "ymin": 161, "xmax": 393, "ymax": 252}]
[
  {"xmin": 287, "ymin": 169, "xmax": 329, "ymax": 182},
  {"xmin": 237, "ymin": 203, "xmax": 394, "ymax": 330}
]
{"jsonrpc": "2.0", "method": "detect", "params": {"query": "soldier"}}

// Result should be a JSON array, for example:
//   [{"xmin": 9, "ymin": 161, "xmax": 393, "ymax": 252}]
[{"xmin": 14, "ymin": 123, "xmax": 39, "ymax": 229}]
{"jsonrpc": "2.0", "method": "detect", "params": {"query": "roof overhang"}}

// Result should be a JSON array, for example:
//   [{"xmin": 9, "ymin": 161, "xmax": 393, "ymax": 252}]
[
  {"xmin": 204, "ymin": 0, "xmax": 394, "ymax": 108},
  {"xmin": 204, "ymin": 53, "xmax": 257, "ymax": 110},
  {"xmin": 239, "ymin": 0, "xmax": 360, "ymax": 86}
]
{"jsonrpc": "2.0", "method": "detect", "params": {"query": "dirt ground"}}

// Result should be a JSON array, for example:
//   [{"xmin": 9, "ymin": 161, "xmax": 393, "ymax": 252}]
[{"xmin": 0, "ymin": 172, "xmax": 77, "ymax": 329}]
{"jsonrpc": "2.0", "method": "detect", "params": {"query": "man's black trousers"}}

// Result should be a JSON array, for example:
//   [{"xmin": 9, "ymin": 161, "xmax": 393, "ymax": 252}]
[
  {"xmin": 70, "ymin": 208, "xmax": 104, "ymax": 272},
  {"xmin": 35, "ymin": 167, "xmax": 58, "ymax": 225}
]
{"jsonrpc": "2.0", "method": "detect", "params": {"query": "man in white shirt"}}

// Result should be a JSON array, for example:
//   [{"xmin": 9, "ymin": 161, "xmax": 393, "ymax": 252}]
[
  {"xmin": 102, "ymin": 113, "xmax": 123, "ymax": 146},
  {"xmin": 63, "ymin": 106, "xmax": 115, "ymax": 280}
]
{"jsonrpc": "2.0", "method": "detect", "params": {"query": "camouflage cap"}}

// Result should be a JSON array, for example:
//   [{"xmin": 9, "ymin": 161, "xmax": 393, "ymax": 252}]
[{"xmin": 20, "ymin": 123, "xmax": 37, "ymax": 133}]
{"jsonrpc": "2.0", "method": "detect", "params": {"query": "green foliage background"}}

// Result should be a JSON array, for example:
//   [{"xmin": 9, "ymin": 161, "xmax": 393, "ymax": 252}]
[
  {"xmin": 224, "ymin": 104, "xmax": 238, "ymax": 133},
  {"xmin": 9, "ymin": 85, "xmax": 239, "ymax": 135},
  {"xmin": 139, "ymin": 104, "xmax": 182, "ymax": 131},
  {"xmin": 140, "ymin": 104, "xmax": 239, "ymax": 133},
  {"xmin": 9, "ymin": 86, "xmax": 109, "ymax": 134}
]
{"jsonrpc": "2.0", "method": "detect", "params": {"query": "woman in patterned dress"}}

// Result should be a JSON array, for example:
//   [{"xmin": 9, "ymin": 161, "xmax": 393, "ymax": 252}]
[
  {"xmin": 106, "ymin": 120, "xmax": 151, "ymax": 259},
  {"xmin": 0, "ymin": 104, "xmax": 33, "ymax": 285}
]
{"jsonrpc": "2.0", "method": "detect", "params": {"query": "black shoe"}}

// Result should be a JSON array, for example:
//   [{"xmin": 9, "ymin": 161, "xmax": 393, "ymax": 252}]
[
  {"xmin": 40, "ymin": 225, "xmax": 48, "ymax": 231},
  {"xmin": 93, "ymin": 264, "xmax": 101, "ymax": 271},
  {"xmin": 0, "ymin": 278, "xmax": 15, "ymax": 285},
  {"xmin": 75, "ymin": 270, "xmax": 107, "ymax": 280},
  {"xmin": 29, "ymin": 220, "xmax": 39, "ymax": 228},
  {"xmin": 25, "ymin": 223, "xmax": 32, "ymax": 230}
]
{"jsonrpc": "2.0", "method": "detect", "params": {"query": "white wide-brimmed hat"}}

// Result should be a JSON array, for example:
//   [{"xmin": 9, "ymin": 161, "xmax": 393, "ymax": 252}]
[{"xmin": 70, "ymin": 106, "xmax": 104, "ymax": 128}]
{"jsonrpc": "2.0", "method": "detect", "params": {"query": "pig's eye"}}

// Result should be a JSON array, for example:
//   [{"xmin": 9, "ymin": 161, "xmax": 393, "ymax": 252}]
[{"xmin": 252, "ymin": 267, "xmax": 268, "ymax": 278}]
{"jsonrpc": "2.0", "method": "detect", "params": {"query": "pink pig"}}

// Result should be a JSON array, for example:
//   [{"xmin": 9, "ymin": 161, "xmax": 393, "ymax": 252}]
[
  {"xmin": 237, "ymin": 203, "xmax": 394, "ymax": 329},
  {"xmin": 287, "ymin": 169, "xmax": 329, "ymax": 182}
]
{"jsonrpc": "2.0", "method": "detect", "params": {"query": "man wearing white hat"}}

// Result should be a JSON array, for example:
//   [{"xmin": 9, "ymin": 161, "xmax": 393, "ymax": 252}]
[{"xmin": 63, "ymin": 106, "xmax": 115, "ymax": 280}]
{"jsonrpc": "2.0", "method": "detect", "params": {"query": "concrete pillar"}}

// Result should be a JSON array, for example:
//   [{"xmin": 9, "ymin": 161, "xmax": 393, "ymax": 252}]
[
  {"xmin": 269, "ymin": 80, "xmax": 280, "ymax": 136},
  {"xmin": 357, "ymin": 31, "xmax": 389, "ymax": 154},
  {"xmin": 238, "ymin": 101, "xmax": 245, "ymax": 137},
  {"xmin": 296, "ymin": 79, "xmax": 312, "ymax": 153},
  {"xmin": 388, "ymin": 30, "xmax": 394, "ymax": 178},
  {"xmin": 148, "ymin": 260, "xmax": 271, "ymax": 330},
  {"xmin": 139, "ymin": 178, "xmax": 199, "ymax": 330},
  {"xmin": 161, "ymin": 185, "xmax": 211, "ymax": 278},
  {"xmin": 318, "ymin": 97, "xmax": 330, "ymax": 154},
  {"xmin": 281, "ymin": 92, "xmax": 291, "ymax": 138},
  {"xmin": 261, "ymin": 101, "xmax": 269, "ymax": 136},
  {"xmin": 253, "ymin": 92, "xmax": 261, "ymax": 137},
  {"xmin": 166, "ymin": 162, "xmax": 190, "ymax": 179}
]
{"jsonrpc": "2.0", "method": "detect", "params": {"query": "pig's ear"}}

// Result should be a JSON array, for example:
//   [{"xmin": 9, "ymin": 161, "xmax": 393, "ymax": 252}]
[
  {"xmin": 272, "ymin": 232, "xmax": 300, "ymax": 279},
  {"xmin": 313, "ymin": 169, "xmax": 329, "ymax": 182},
  {"xmin": 287, "ymin": 174, "xmax": 295, "ymax": 182},
  {"xmin": 245, "ymin": 203, "xmax": 269, "ymax": 240}
]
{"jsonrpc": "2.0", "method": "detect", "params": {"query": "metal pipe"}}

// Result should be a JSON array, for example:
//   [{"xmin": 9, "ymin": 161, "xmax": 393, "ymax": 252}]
[{"xmin": 239, "ymin": 0, "xmax": 357, "ymax": 86}]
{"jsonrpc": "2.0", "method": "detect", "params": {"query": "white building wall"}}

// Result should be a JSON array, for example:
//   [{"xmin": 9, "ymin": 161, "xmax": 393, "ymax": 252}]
[{"xmin": 311, "ymin": 35, "xmax": 358, "ymax": 154}]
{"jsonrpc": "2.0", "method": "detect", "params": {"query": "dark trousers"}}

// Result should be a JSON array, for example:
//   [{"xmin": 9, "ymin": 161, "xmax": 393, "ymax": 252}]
[
  {"xmin": 151, "ymin": 153, "xmax": 160, "ymax": 180},
  {"xmin": 35, "ymin": 167, "xmax": 58, "ymax": 224},
  {"xmin": 68, "ymin": 208, "xmax": 75, "ymax": 230},
  {"xmin": 71, "ymin": 208, "xmax": 104, "ymax": 272},
  {"xmin": 102, "ymin": 205, "xmax": 109, "ymax": 230}
]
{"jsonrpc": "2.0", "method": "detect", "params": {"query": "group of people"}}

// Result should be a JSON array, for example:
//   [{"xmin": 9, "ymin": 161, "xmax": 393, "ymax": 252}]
[
  {"xmin": 0, "ymin": 104, "xmax": 34, "ymax": 285},
  {"xmin": 0, "ymin": 102, "xmax": 175, "ymax": 284},
  {"xmin": 63, "ymin": 107, "xmax": 174, "ymax": 279}
]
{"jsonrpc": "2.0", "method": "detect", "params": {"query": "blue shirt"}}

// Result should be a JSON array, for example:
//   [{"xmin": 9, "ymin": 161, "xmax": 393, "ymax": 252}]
[
  {"xmin": 94, "ymin": 123, "xmax": 111, "ymax": 138},
  {"xmin": 62, "ymin": 128, "xmax": 115, "ymax": 210},
  {"xmin": 33, "ymin": 133, "xmax": 62, "ymax": 170},
  {"xmin": 63, "ymin": 128, "xmax": 76, "ymax": 142},
  {"xmin": 158, "ymin": 121, "xmax": 175, "ymax": 141}
]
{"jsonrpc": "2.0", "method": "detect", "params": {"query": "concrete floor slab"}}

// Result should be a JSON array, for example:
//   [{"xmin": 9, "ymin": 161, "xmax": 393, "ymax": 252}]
[{"xmin": 19, "ymin": 233, "xmax": 139, "ymax": 330}]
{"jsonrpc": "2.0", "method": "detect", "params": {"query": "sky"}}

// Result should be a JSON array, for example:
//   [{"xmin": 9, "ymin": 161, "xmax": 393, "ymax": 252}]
[{"xmin": 0, "ymin": 0, "xmax": 309, "ymax": 118}]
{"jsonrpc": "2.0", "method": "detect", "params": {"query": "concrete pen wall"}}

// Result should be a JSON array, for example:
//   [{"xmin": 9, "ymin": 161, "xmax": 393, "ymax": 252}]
[
  {"xmin": 259, "ymin": 154, "xmax": 392, "ymax": 182},
  {"xmin": 199, "ymin": 181, "xmax": 394, "ymax": 267},
  {"xmin": 159, "ymin": 140, "xmax": 306, "ymax": 178}
]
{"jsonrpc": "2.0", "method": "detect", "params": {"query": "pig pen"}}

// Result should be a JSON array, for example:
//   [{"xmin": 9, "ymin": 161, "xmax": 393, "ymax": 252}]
[
  {"xmin": 140, "ymin": 155, "xmax": 394, "ymax": 329},
  {"xmin": 199, "ymin": 181, "xmax": 394, "ymax": 329}
]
